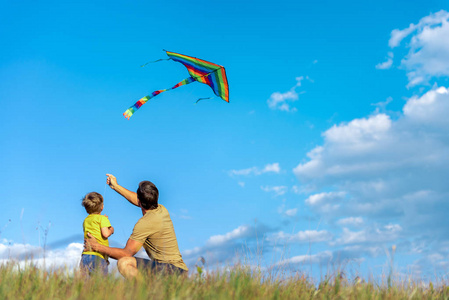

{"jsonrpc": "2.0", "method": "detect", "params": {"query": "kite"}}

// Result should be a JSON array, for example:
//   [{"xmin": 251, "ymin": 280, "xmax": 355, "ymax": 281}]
[{"xmin": 123, "ymin": 50, "xmax": 229, "ymax": 119}]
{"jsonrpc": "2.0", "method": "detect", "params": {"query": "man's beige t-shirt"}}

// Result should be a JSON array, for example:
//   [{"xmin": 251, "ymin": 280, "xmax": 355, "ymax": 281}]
[{"xmin": 130, "ymin": 204, "xmax": 188, "ymax": 271}]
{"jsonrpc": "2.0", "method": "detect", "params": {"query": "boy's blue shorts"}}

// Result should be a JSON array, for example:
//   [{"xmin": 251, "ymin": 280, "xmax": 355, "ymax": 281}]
[{"xmin": 80, "ymin": 254, "xmax": 108, "ymax": 275}]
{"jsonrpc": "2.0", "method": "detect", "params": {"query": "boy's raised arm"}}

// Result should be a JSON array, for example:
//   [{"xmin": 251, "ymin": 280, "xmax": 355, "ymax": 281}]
[
  {"xmin": 101, "ymin": 226, "xmax": 114, "ymax": 238},
  {"xmin": 106, "ymin": 174, "xmax": 139, "ymax": 207}
]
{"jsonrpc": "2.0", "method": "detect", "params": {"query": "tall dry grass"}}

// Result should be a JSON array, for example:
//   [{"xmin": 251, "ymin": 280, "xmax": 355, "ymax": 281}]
[{"xmin": 1, "ymin": 261, "xmax": 448, "ymax": 299}]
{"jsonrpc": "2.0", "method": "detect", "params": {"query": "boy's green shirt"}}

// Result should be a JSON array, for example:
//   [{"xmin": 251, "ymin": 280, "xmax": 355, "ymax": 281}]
[{"xmin": 82, "ymin": 214, "xmax": 111, "ymax": 260}]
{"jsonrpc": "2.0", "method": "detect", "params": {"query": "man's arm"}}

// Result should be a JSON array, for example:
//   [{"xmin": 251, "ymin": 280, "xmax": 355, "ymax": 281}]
[
  {"xmin": 84, "ymin": 233, "xmax": 142, "ymax": 260},
  {"xmin": 106, "ymin": 174, "xmax": 139, "ymax": 207}
]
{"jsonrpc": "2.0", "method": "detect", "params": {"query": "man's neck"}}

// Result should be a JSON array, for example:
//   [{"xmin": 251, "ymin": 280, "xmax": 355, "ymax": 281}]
[{"xmin": 141, "ymin": 205, "xmax": 158, "ymax": 216}]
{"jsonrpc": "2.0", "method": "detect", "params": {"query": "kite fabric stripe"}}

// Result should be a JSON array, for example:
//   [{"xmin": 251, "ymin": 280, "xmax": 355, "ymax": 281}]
[
  {"xmin": 166, "ymin": 52, "xmax": 221, "ymax": 75},
  {"xmin": 123, "ymin": 77, "xmax": 195, "ymax": 119},
  {"xmin": 123, "ymin": 51, "xmax": 229, "ymax": 119},
  {"xmin": 166, "ymin": 51, "xmax": 229, "ymax": 102}
]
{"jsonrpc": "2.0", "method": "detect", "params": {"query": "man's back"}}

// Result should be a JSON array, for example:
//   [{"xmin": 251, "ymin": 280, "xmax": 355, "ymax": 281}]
[{"xmin": 130, "ymin": 204, "xmax": 188, "ymax": 270}]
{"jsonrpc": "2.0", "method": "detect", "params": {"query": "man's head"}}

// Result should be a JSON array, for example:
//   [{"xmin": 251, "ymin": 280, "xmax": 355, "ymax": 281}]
[
  {"xmin": 82, "ymin": 192, "xmax": 104, "ymax": 214},
  {"xmin": 137, "ymin": 181, "xmax": 159, "ymax": 210}
]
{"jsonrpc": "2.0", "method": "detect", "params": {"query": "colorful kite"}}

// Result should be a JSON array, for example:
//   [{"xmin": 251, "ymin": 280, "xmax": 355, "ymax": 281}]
[{"xmin": 123, "ymin": 51, "xmax": 229, "ymax": 119}]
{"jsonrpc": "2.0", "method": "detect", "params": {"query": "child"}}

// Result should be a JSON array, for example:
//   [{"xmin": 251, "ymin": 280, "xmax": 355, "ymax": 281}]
[{"xmin": 80, "ymin": 192, "xmax": 114, "ymax": 275}]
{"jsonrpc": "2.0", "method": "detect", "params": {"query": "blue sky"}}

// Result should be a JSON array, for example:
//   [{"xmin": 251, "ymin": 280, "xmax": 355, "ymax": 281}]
[{"xmin": 2, "ymin": 0, "xmax": 449, "ymax": 281}]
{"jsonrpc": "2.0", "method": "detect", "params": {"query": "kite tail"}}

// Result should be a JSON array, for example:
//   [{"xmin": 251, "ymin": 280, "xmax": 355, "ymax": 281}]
[{"xmin": 123, "ymin": 77, "xmax": 195, "ymax": 119}]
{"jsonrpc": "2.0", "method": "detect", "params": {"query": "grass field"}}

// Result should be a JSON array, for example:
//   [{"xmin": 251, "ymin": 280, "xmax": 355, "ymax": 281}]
[{"xmin": 1, "ymin": 262, "xmax": 448, "ymax": 299}]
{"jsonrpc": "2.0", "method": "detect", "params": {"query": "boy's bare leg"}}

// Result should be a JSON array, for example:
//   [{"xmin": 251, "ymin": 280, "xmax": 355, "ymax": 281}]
[{"xmin": 117, "ymin": 257, "xmax": 142, "ymax": 279}]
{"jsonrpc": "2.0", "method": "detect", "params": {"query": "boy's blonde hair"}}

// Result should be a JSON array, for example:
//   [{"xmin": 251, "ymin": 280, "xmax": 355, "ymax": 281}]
[{"xmin": 82, "ymin": 192, "xmax": 103, "ymax": 214}]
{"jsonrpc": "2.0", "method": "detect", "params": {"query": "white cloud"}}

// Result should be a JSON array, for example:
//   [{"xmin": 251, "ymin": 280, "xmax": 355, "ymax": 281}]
[
  {"xmin": 276, "ymin": 251, "xmax": 333, "ymax": 266},
  {"xmin": 340, "ymin": 245, "xmax": 383, "ymax": 258},
  {"xmin": 324, "ymin": 113, "xmax": 391, "ymax": 146},
  {"xmin": 206, "ymin": 225, "xmax": 252, "ymax": 247},
  {"xmin": 389, "ymin": 24, "xmax": 416, "ymax": 48},
  {"xmin": 261, "ymin": 185, "xmax": 288, "ymax": 196},
  {"xmin": 262, "ymin": 163, "xmax": 281, "ymax": 173},
  {"xmin": 303, "ymin": 191, "xmax": 344, "ymax": 214},
  {"xmin": 267, "ymin": 230, "xmax": 332, "ymax": 244},
  {"xmin": 389, "ymin": 10, "xmax": 449, "ymax": 47},
  {"xmin": 403, "ymin": 86, "xmax": 449, "ymax": 127},
  {"xmin": 305, "ymin": 191, "xmax": 346, "ymax": 206},
  {"xmin": 295, "ymin": 86, "xmax": 449, "ymax": 195},
  {"xmin": 0, "ymin": 242, "xmax": 83, "ymax": 271},
  {"xmin": 267, "ymin": 77, "xmax": 307, "ymax": 112},
  {"xmin": 333, "ymin": 225, "xmax": 402, "ymax": 246},
  {"xmin": 376, "ymin": 52, "xmax": 394, "ymax": 70},
  {"xmin": 299, "ymin": 109, "xmax": 404, "ymax": 178},
  {"xmin": 293, "ymin": 82, "xmax": 449, "ymax": 275},
  {"xmin": 230, "ymin": 167, "xmax": 257, "ymax": 176},
  {"xmin": 371, "ymin": 97, "xmax": 393, "ymax": 114},
  {"xmin": 284, "ymin": 208, "xmax": 298, "ymax": 217},
  {"xmin": 229, "ymin": 163, "xmax": 281, "ymax": 176},
  {"xmin": 182, "ymin": 223, "xmax": 273, "ymax": 268},
  {"xmin": 294, "ymin": 110, "xmax": 427, "ymax": 184},
  {"xmin": 386, "ymin": 10, "xmax": 449, "ymax": 87},
  {"xmin": 337, "ymin": 217, "xmax": 364, "ymax": 226},
  {"xmin": 291, "ymin": 185, "xmax": 301, "ymax": 194}
]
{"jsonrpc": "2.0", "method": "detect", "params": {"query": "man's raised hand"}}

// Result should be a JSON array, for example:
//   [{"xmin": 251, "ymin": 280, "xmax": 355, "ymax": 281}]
[
  {"xmin": 105, "ymin": 174, "xmax": 139, "ymax": 207},
  {"xmin": 106, "ymin": 174, "xmax": 118, "ymax": 190}
]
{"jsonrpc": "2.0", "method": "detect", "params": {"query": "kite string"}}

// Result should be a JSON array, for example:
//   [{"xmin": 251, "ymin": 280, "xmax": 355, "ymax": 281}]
[
  {"xmin": 103, "ymin": 182, "xmax": 108, "ymax": 199},
  {"xmin": 140, "ymin": 58, "xmax": 172, "ymax": 68},
  {"xmin": 195, "ymin": 97, "xmax": 214, "ymax": 104}
]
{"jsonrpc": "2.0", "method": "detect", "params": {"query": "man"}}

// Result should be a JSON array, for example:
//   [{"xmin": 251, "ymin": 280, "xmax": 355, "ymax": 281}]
[{"xmin": 84, "ymin": 174, "xmax": 188, "ymax": 278}]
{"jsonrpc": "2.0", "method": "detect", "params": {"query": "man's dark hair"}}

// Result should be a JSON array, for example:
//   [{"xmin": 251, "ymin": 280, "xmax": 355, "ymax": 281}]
[{"xmin": 137, "ymin": 181, "xmax": 159, "ymax": 210}]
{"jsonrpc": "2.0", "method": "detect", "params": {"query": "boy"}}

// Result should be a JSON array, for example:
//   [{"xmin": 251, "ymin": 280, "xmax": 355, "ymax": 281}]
[{"xmin": 80, "ymin": 192, "xmax": 114, "ymax": 275}]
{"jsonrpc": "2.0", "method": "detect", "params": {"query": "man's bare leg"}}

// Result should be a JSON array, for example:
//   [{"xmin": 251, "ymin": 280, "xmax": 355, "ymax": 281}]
[{"xmin": 117, "ymin": 257, "xmax": 142, "ymax": 279}]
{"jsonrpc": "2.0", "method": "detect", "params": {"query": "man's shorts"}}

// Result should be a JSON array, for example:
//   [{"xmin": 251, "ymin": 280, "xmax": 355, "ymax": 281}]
[{"xmin": 135, "ymin": 257, "xmax": 187, "ymax": 275}]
